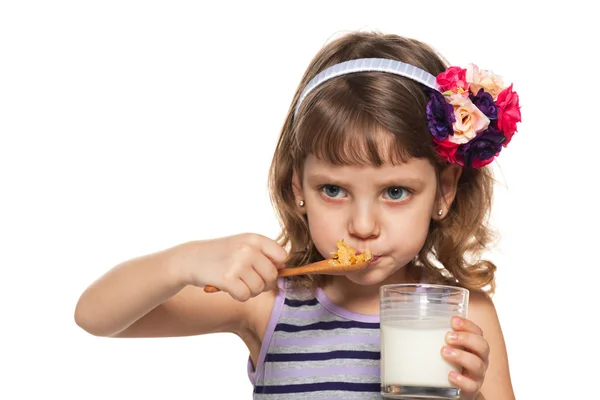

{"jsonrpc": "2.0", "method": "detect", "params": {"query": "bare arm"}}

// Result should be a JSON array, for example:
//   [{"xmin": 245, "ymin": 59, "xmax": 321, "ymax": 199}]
[
  {"xmin": 469, "ymin": 292, "xmax": 515, "ymax": 400},
  {"xmin": 74, "ymin": 242, "xmax": 241, "ymax": 337},
  {"xmin": 74, "ymin": 234, "xmax": 286, "ymax": 338}
]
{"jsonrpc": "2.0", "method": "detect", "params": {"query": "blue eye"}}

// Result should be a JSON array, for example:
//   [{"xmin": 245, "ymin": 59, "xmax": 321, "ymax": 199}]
[
  {"xmin": 385, "ymin": 187, "xmax": 409, "ymax": 201},
  {"xmin": 322, "ymin": 185, "xmax": 346, "ymax": 198}
]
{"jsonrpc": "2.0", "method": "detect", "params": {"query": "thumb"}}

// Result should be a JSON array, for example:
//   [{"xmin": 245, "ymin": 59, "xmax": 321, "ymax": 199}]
[{"xmin": 276, "ymin": 263, "xmax": 287, "ymax": 270}]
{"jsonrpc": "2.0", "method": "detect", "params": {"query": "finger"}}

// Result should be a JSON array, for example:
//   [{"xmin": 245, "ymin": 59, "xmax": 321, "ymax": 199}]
[
  {"xmin": 240, "ymin": 269, "xmax": 266, "ymax": 298},
  {"xmin": 227, "ymin": 279, "xmax": 252, "ymax": 302},
  {"xmin": 452, "ymin": 316, "xmax": 483, "ymax": 336},
  {"xmin": 252, "ymin": 235, "xmax": 288, "ymax": 267},
  {"xmin": 442, "ymin": 346, "xmax": 486, "ymax": 381},
  {"xmin": 448, "ymin": 370, "xmax": 481, "ymax": 396},
  {"xmin": 446, "ymin": 331, "xmax": 490, "ymax": 363},
  {"xmin": 252, "ymin": 254, "xmax": 279, "ymax": 291}
]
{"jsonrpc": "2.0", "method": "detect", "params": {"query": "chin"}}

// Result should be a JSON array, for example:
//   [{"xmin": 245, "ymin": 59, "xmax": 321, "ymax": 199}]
[
  {"xmin": 344, "ymin": 268, "xmax": 392, "ymax": 287},
  {"xmin": 344, "ymin": 258, "xmax": 411, "ymax": 286}
]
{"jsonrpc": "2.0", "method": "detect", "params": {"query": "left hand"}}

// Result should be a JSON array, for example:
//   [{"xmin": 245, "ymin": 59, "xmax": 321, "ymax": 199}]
[{"xmin": 442, "ymin": 316, "xmax": 489, "ymax": 399}]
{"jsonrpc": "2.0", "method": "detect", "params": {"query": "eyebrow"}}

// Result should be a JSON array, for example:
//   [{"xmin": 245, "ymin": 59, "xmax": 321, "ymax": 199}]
[{"xmin": 305, "ymin": 173, "xmax": 426, "ymax": 189}]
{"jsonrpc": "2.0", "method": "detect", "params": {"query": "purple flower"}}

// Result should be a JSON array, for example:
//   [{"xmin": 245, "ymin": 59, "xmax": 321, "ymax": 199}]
[
  {"xmin": 470, "ymin": 88, "xmax": 498, "ymax": 120},
  {"xmin": 425, "ymin": 89, "xmax": 455, "ymax": 141},
  {"xmin": 456, "ymin": 126, "xmax": 506, "ymax": 168}
]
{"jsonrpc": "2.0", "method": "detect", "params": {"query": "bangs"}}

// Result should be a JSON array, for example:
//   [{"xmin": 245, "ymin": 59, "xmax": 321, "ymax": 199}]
[{"xmin": 292, "ymin": 74, "xmax": 436, "ymax": 168}]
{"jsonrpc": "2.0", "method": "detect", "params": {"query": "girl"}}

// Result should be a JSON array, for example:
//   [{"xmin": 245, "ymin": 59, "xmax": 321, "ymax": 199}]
[{"xmin": 75, "ymin": 31, "xmax": 519, "ymax": 399}]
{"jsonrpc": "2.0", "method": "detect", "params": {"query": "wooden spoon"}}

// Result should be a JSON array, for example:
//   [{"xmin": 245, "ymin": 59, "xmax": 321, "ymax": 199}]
[{"xmin": 203, "ymin": 257, "xmax": 372, "ymax": 293}]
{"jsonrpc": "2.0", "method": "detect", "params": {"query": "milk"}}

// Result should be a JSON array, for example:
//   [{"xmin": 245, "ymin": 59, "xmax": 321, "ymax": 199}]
[{"xmin": 380, "ymin": 319, "xmax": 459, "ymax": 388}]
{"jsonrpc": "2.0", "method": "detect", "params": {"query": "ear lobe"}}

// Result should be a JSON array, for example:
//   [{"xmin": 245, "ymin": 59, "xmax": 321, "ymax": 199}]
[{"xmin": 434, "ymin": 164, "xmax": 462, "ymax": 219}]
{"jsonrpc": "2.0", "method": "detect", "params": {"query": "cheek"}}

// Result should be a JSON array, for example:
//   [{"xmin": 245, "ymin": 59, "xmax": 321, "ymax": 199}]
[
  {"xmin": 308, "ymin": 222, "xmax": 337, "ymax": 259},
  {"xmin": 305, "ymin": 206, "xmax": 345, "ymax": 259},
  {"xmin": 386, "ymin": 202, "xmax": 433, "ymax": 256},
  {"xmin": 397, "ymin": 219, "xmax": 430, "ymax": 256}
]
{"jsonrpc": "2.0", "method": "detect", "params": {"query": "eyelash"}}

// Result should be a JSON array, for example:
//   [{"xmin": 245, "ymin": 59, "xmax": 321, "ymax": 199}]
[{"xmin": 318, "ymin": 184, "xmax": 413, "ymax": 201}]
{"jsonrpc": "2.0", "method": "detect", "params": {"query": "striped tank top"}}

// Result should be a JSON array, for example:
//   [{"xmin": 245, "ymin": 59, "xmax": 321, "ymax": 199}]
[{"xmin": 248, "ymin": 278, "xmax": 382, "ymax": 399}]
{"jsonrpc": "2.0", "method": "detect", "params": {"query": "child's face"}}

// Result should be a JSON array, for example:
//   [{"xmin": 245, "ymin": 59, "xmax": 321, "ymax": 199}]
[{"xmin": 295, "ymin": 154, "xmax": 441, "ymax": 286}]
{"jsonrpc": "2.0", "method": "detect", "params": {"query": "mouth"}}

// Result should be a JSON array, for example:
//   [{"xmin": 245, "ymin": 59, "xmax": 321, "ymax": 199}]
[{"xmin": 357, "ymin": 253, "xmax": 380, "ymax": 266}]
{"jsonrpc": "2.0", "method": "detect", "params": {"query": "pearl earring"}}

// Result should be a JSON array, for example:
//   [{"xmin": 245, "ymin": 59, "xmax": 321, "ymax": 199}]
[
  {"xmin": 437, "ymin": 209, "xmax": 443, "ymax": 216},
  {"xmin": 299, "ymin": 200, "xmax": 305, "ymax": 207}
]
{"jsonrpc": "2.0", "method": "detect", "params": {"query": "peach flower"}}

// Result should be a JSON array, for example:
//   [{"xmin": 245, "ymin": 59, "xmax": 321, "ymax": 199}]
[
  {"xmin": 446, "ymin": 94, "xmax": 490, "ymax": 144},
  {"xmin": 466, "ymin": 64, "xmax": 504, "ymax": 100}
]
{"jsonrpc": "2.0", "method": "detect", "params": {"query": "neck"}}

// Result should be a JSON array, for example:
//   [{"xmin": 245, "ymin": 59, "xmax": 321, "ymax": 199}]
[{"xmin": 323, "ymin": 264, "xmax": 421, "ymax": 315}]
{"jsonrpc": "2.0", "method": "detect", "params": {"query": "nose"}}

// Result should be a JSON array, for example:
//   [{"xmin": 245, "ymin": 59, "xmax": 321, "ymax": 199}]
[{"xmin": 348, "ymin": 202, "xmax": 380, "ymax": 240}]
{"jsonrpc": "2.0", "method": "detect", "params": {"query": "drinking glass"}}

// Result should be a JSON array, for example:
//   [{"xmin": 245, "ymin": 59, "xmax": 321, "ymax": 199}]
[{"xmin": 380, "ymin": 284, "xmax": 469, "ymax": 399}]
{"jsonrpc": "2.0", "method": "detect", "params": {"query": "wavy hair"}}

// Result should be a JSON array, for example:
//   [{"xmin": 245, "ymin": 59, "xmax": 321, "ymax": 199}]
[{"xmin": 268, "ymin": 31, "xmax": 497, "ymax": 295}]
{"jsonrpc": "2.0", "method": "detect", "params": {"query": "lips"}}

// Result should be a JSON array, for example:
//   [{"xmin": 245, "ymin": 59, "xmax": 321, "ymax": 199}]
[
  {"xmin": 356, "ymin": 251, "xmax": 378, "ymax": 260},
  {"xmin": 353, "ymin": 248, "xmax": 381, "ymax": 265},
  {"xmin": 368, "ymin": 255, "xmax": 380, "ymax": 264}
]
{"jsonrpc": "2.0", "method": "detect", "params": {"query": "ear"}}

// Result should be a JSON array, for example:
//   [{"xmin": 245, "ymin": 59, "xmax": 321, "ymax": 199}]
[
  {"xmin": 433, "ymin": 164, "xmax": 462, "ymax": 220},
  {"xmin": 292, "ymin": 169, "xmax": 306, "ymax": 213}
]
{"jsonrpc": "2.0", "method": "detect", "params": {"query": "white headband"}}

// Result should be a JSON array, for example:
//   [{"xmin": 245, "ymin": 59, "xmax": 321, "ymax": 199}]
[{"xmin": 294, "ymin": 58, "xmax": 440, "ymax": 116}]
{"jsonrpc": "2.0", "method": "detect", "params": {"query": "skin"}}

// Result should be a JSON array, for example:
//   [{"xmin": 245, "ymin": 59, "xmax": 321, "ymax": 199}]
[
  {"xmin": 74, "ymin": 154, "xmax": 515, "ymax": 400},
  {"xmin": 292, "ymin": 155, "xmax": 513, "ymax": 399}
]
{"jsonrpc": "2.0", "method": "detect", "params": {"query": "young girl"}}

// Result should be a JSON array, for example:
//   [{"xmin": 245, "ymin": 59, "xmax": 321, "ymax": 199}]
[{"xmin": 75, "ymin": 31, "xmax": 519, "ymax": 399}]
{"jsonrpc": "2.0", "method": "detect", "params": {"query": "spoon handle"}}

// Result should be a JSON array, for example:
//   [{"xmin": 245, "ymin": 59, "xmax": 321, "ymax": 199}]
[{"xmin": 203, "ymin": 259, "xmax": 367, "ymax": 293}]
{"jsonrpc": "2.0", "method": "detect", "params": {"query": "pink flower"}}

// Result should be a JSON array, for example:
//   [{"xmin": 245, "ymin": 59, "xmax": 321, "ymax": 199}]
[
  {"xmin": 495, "ymin": 84, "xmax": 521, "ymax": 145},
  {"xmin": 466, "ymin": 64, "xmax": 504, "ymax": 100},
  {"xmin": 436, "ymin": 66, "xmax": 469, "ymax": 93},
  {"xmin": 446, "ymin": 94, "xmax": 490, "ymax": 144},
  {"xmin": 433, "ymin": 137, "xmax": 460, "ymax": 165}
]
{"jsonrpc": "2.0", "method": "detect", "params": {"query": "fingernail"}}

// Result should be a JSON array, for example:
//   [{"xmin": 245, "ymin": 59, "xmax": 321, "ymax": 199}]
[
  {"xmin": 453, "ymin": 316, "xmax": 463, "ymax": 328},
  {"xmin": 449, "ymin": 370, "xmax": 460, "ymax": 381},
  {"xmin": 447, "ymin": 332, "xmax": 458, "ymax": 342},
  {"xmin": 443, "ymin": 346, "xmax": 455, "ymax": 356}
]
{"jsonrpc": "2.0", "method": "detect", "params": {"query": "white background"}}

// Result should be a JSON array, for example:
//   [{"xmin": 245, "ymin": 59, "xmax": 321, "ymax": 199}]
[{"xmin": 1, "ymin": 1, "xmax": 598, "ymax": 399}]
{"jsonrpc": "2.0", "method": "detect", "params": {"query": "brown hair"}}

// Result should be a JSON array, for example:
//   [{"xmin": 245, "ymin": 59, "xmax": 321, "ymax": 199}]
[{"xmin": 268, "ymin": 31, "xmax": 497, "ymax": 295}]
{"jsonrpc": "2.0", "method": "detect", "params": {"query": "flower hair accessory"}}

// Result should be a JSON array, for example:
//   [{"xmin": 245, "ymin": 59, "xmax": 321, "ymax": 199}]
[
  {"xmin": 294, "ymin": 58, "xmax": 522, "ymax": 168},
  {"xmin": 426, "ymin": 65, "xmax": 521, "ymax": 168}
]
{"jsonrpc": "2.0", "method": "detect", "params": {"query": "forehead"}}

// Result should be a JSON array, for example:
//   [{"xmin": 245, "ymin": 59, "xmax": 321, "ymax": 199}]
[
  {"xmin": 297, "ymin": 126, "xmax": 418, "ymax": 168},
  {"xmin": 302, "ymin": 153, "xmax": 436, "ymax": 184}
]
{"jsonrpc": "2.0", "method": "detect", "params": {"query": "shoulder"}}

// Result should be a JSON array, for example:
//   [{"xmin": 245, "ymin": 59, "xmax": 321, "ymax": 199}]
[
  {"xmin": 240, "ymin": 279, "xmax": 290, "ymax": 337},
  {"xmin": 466, "ymin": 290, "xmax": 504, "ymax": 343},
  {"xmin": 468, "ymin": 290, "xmax": 500, "ymax": 334},
  {"xmin": 467, "ymin": 290, "xmax": 516, "ymax": 398},
  {"xmin": 468, "ymin": 290, "xmax": 498, "ymax": 321},
  {"xmin": 241, "ymin": 278, "xmax": 317, "ymax": 333}
]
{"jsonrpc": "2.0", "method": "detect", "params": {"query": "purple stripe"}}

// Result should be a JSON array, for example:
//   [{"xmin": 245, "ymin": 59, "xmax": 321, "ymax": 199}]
[
  {"xmin": 275, "ymin": 320, "xmax": 379, "ymax": 333},
  {"xmin": 266, "ymin": 364, "xmax": 380, "ymax": 379},
  {"xmin": 255, "ymin": 382, "xmax": 380, "ymax": 394},
  {"xmin": 274, "ymin": 333, "xmax": 380, "ymax": 347},
  {"xmin": 249, "ymin": 279, "xmax": 287, "ymax": 385},
  {"xmin": 265, "ymin": 350, "xmax": 380, "ymax": 362},
  {"xmin": 316, "ymin": 288, "xmax": 379, "ymax": 323}
]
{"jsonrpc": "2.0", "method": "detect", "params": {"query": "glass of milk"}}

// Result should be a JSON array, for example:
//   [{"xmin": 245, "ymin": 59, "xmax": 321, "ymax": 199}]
[{"xmin": 380, "ymin": 284, "xmax": 469, "ymax": 399}]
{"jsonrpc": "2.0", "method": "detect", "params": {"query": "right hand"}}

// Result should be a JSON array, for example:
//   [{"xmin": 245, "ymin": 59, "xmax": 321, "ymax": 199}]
[{"xmin": 180, "ymin": 233, "xmax": 288, "ymax": 302}]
